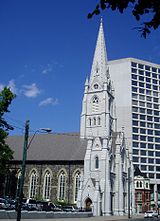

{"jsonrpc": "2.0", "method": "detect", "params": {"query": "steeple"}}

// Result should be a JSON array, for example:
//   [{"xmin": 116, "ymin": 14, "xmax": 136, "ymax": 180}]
[{"xmin": 90, "ymin": 18, "xmax": 108, "ymax": 85}]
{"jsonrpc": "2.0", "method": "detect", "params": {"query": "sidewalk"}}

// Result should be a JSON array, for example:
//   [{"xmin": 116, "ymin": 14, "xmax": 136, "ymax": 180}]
[{"xmin": 0, "ymin": 214, "xmax": 144, "ymax": 221}]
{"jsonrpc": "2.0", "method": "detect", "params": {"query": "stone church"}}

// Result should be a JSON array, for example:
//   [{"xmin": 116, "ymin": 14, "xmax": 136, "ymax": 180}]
[{"xmin": 5, "ymin": 19, "xmax": 134, "ymax": 216}]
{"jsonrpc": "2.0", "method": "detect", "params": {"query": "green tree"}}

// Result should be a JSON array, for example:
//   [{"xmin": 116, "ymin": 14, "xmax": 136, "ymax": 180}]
[
  {"xmin": 88, "ymin": 0, "xmax": 160, "ymax": 38},
  {"xmin": 0, "ymin": 87, "xmax": 16, "ymax": 173}
]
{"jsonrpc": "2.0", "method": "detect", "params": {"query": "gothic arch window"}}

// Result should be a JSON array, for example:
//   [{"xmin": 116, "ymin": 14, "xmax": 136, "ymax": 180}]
[
  {"xmin": 92, "ymin": 96, "xmax": 99, "ymax": 104},
  {"xmin": 29, "ymin": 170, "xmax": 37, "ymax": 198},
  {"xmin": 98, "ymin": 117, "xmax": 101, "ymax": 125},
  {"xmin": 89, "ymin": 118, "xmax": 92, "ymax": 126},
  {"xmin": 43, "ymin": 170, "xmax": 51, "ymax": 200},
  {"xmin": 93, "ymin": 117, "xmax": 96, "ymax": 125},
  {"xmin": 58, "ymin": 171, "xmax": 66, "ymax": 201},
  {"xmin": 74, "ymin": 171, "xmax": 80, "ymax": 203},
  {"xmin": 95, "ymin": 156, "xmax": 99, "ymax": 169}
]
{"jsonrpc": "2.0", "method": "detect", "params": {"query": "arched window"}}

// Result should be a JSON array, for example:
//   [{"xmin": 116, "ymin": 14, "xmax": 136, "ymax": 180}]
[
  {"xmin": 93, "ymin": 117, "xmax": 96, "ymax": 125},
  {"xmin": 43, "ymin": 170, "xmax": 51, "ymax": 200},
  {"xmin": 140, "ymin": 181, "xmax": 142, "ymax": 188},
  {"xmin": 58, "ymin": 171, "xmax": 66, "ymax": 201},
  {"xmin": 95, "ymin": 156, "xmax": 99, "ymax": 169},
  {"xmin": 89, "ymin": 118, "xmax": 92, "ymax": 126},
  {"xmin": 74, "ymin": 171, "xmax": 80, "ymax": 203},
  {"xmin": 29, "ymin": 170, "xmax": 37, "ymax": 198},
  {"xmin": 98, "ymin": 117, "xmax": 101, "ymax": 125},
  {"xmin": 136, "ymin": 181, "xmax": 139, "ymax": 188}
]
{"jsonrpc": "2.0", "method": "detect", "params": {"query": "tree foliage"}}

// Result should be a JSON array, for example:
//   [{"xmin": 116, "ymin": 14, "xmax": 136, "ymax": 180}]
[
  {"xmin": 0, "ymin": 87, "xmax": 16, "ymax": 173},
  {"xmin": 88, "ymin": 0, "xmax": 160, "ymax": 38}
]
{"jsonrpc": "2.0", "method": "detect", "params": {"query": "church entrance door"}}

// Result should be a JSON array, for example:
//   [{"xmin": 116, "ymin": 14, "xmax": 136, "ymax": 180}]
[{"xmin": 85, "ymin": 197, "xmax": 92, "ymax": 211}]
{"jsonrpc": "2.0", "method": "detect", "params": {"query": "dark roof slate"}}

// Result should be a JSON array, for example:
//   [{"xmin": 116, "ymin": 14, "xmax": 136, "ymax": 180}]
[{"xmin": 6, "ymin": 133, "xmax": 87, "ymax": 162}]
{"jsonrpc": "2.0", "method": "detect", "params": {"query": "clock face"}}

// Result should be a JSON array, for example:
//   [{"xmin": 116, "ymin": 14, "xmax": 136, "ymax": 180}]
[{"xmin": 94, "ymin": 84, "xmax": 98, "ymax": 89}]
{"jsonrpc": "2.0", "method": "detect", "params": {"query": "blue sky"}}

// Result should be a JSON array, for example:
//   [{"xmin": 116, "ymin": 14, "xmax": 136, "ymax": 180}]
[{"xmin": 1, "ymin": 0, "xmax": 160, "ymax": 135}]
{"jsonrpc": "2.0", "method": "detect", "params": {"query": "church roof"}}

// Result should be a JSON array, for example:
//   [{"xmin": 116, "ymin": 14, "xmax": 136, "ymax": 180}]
[{"xmin": 6, "ymin": 133, "xmax": 87, "ymax": 162}]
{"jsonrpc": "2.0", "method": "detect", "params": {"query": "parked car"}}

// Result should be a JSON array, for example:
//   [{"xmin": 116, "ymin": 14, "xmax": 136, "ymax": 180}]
[
  {"xmin": 36, "ymin": 201, "xmax": 62, "ymax": 212},
  {"xmin": 62, "ymin": 205, "xmax": 77, "ymax": 212},
  {"xmin": 144, "ymin": 210, "xmax": 158, "ymax": 218},
  {"xmin": 22, "ymin": 199, "xmax": 38, "ymax": 211},
  {"xmin": 0, "ymin": 198, "xmax": 9, "ymax": 210}
]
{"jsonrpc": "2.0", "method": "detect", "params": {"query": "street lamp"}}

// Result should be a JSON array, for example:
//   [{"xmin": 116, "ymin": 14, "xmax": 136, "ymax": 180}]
[{"xmin": 16, "ymin": 120, "xmax": 52, "ymax": 221}]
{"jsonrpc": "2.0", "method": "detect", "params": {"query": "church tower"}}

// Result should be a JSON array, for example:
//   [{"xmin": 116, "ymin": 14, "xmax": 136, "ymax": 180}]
[
  {"xmin": 78, "ymin": 19, "xmax": 134, "ymax": 217},
  {"xmin": 78, "ymin": 19, "xmax": 115, "ymax": 216},
  {"xmin": 80, "ymin": 18, "xmax": 115, "ymax": 140}
]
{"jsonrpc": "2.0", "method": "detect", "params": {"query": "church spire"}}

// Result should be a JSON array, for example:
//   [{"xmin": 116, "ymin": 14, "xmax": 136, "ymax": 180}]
[{"xmin": 90, "ymin": 18, "xmax": 108, "ymax": 84}]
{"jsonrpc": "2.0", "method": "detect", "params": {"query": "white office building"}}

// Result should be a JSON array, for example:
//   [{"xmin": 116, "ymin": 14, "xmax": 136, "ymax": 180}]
[{"xmin": 108, "ymin": 58, "xmax": 160, "ymax": 198}]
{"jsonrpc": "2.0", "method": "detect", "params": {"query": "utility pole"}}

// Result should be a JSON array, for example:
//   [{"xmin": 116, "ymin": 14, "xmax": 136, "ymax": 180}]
[
  {"xmin": 16, "ymin": 120, "xmax": 29, "ymax": 221},
  {"xmin": 128, "ymin": 166, "xmax": 131, "ymax": 219}
]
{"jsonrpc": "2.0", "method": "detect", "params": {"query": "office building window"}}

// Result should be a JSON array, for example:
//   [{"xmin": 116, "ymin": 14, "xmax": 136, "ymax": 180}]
[
  {"xmin": 148, "ymin": 151, "xmax": 154, "ymax": 156},
  {"xmin": 156, "ymin": 159, "xmax": 160, "ymax": 164},
  {"xmin": 155, "ymin": 144, "xmax": 160, "ymax": 150},
  {"xmin": 140, "ymin": 128, "xmax": 146, "ymax": 134},
  {"xmin": 132, "ymin": 81, "xmax": 137, "ymax": 86},
  {"xmin": 132, "ymin": 93, "xmax": 138, "ymax": 99},
  {"xmin": 145, "ymin": 66, "xmax": 150, "ymax": 71},
  {"xmin": 148, "ymin": 143, "xmax": 154, "ymax": 149},
  {"xmin": 146, "ymin": 78, "xmax": 151, "ymax": 83},
  {"xmin": 133, "ymin": 157, "xmax": 139, "ymax": 162},
  {"xmin": 155, "ymin": 131, "xmax": 160, "ymax": 136},
  {"xmin": 141, "ymin": 158, "xmax": 146, "ymax": 163},
  {"xmin": 133, "ymin": 107, "xmax": 138, "ymax": 112},
  {"xmin": 139, "ymin": 70, "xmax": 144, "ymax": 75},
  {"xmin": 149, "ymin": 173, "xmax": 154, "ymax": 178},
  {"xmin": 133, "ymin": 135, "xmax": 139, "ymax": 140},
  {"xmin": 133, "ymin": 142, "xmax": 139, "ymax": 147},
  {"xmin": 132, "ymin": 74, "xmax": 137, "ymax": 80},
  {"xmin": 140, "ymin": 136, "xmax": 146, "ymax": 141},
  {"xmin": 141, "ymin": 165, "xmax": 147, "ymax": 170},
  {"xmin": 147, "ymin": 116, "xmax": 153, "ymax": 121},
  {"xmin": 156, "ymin": 166, "xmax": 160, "ymax": 171},
  {"xmin": 133, "ymin": 149, "xmax": 139, "ymax": 155},
  {"xmin": 140, "ymin": 143, "xmax": 146, "ymax": 148},
  {"xmin": 145, "ymin": 71, "xmax": 150, "ymax": 76},
  {"xmin": 138, "ymin": 64, "xmax": 144, "ymax": 69},
  {"xmin": 133, "ymin": 120, "xmax": 138, "ymax": 126},
  {"xmin": 131, "ymin": 62, "xmax": 137, "ymax": 67},
  {"xmin": 148, "ymin": 130, "xmax": 153, "ymax": 135},
  {"xmin": 153, "ymin": 98, "xmax": 159, "ymax": 103},
  {"xmin": 139, "ymin": 82, "xmax": 144, "ymax": 87},
  {"xmin": 140, "ymin": 122, "xmax": 146, "ymax": 127},
  {"xmin": 148, "ymin": 158, "xmax": 154, "ymax": 163},
  {"xmin": 153, "ymin": 85, "xmax": 158, "ymax": 90},
  {"xmin": 132, "ymin": 87, "xmax": 138, "ymax": 92},
  {"xmin": 131, "ymin": 68, "xmax": 137, "ymax": 73},
  {"xmin": 141, "ymin": 150, "xmax": 146, "ymax": 155},
  {"xmin": 146, "ymin": 84, "xmax": 151, "ymax": 89},
  {"xmin": 154, "ymin": 111, "xmax": 159, "ymax": 116},
  {"xmin": 139, "ymin": 88, "xmax": 145, "ymax": 93},
  {"xmin": 146, "ymin": 90, "xmax": 152, "ymax": 95},
  {"xmin": 147, "ymin": 109, "xmax": 152, "ymax": 115},
  {"xmin": 154, "ymin": 117, "xmax": 160, "ymax": 122},
  {"xmin": 139, "ymin": 76, "xmax": 144, "ymax": 81},
  {"xmin": 156, "ymin": 152, "xmax": 160, "ymax": 157},
  {"xmin": 149, "ymin": 166, "xmax": 154, "ymax": 171},
  {"xmin": 132, "ymin": 113, "xmax": 138, "ymax": 119},
  {"xmin": 133, "ymin": 127, "xmax": 139, "ymax": 133},
  {"xmin": 140, "ymin": 115, "xmax": 145, "ymax": 120},
  {"xmin": 152, "ymin": 79, "xmax": 158, "ymax": 84}
]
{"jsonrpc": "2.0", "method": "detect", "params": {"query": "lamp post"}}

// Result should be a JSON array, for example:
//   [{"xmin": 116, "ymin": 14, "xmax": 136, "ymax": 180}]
[{"xmin": 16, "ymin": 120, "xmax": 51, "ymax": 221}]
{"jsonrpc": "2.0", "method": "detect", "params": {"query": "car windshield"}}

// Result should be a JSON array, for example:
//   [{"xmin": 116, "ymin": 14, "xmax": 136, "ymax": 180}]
[
  {"xmin": 0, "ymin": 199, "xmax": 6, "ymax": 203},
  {"xmin": 146, "ymin": 211, "xmax": 153, "ymax": 213}
]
